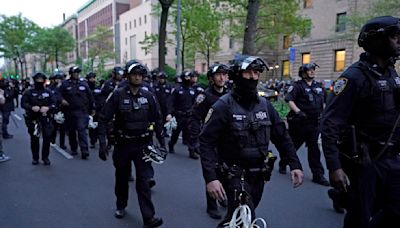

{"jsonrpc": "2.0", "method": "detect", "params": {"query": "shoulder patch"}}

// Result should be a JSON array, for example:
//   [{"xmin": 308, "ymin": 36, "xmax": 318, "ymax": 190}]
[
  {"xmin": 204, "ymin": 108, "xmax": 214, "ymax": 123},
  {"xmin": 287, "ymin": 85, "xmax": 294, "ymax": 93},
  {"xmin": 195, "ymin": 94, "xmax": 206, "ymax": 104},
  {"xmin": 333, "ymin": 77, "xmax": 348, "ymax": 95}
]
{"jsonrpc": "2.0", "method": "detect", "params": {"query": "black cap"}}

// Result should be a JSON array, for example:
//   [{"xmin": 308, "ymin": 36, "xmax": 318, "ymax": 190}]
[{"xmin": 33, "ymin": 72, "xmax": 47, "ymax": 80}]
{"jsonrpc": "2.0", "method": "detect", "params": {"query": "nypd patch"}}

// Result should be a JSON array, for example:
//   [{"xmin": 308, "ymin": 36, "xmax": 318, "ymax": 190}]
[
  {"xmin": 195, "ymin": 94, "xmax": 206, "ymax": 104},
  {"xmin": 333, "ymin": 77, "xmax": 348, "ymax": 95},
  {"xmin": 287, "ymin": 86, "xmax": 294, "ymax": 93},
  {"xmin": 204, "ymin": 108, "xmax": 214, "ymax": 123}
]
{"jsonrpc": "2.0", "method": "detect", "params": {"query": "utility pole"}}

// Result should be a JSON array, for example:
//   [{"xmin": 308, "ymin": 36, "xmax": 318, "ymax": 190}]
[{"xmin": 176, "ymin": 0, "xmax": 181, "ymax": 74}]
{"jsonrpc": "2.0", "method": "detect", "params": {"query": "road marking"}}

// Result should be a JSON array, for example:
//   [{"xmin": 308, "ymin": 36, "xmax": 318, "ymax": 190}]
[
  {"xmin": 13, "ymin": 114, "xmax": 22, "ymax": 121},
  {"xmin": 50, "ymin": 144, "xmax": 73, "ymax": 159}
]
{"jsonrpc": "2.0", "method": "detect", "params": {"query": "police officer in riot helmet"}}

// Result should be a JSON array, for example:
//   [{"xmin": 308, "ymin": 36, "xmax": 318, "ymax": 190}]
[
  {"xmin": 153, "ymin": 71, "xmax": 172, "ymax": 123},
  {"xmin": 280, "ymin": 62, "xmax": 329, "ymax": 186},
  {"xmin": 199, "ymin": 55, "xmax": 303, "ymax": 227},
  {"xmin": 321, "ymin": 16, "xmax": 400, "ymax": 227},
  {"xmin": 21, "ymin": 72, "xmax": 56, "ymax": 165},
  {"xmin": 189, "ymin": 63, "xmax": 229, "ymax": 219},
  {"xmin": 48, "ymin": 69, "xmax": 66, "ymax": 150},
  {"xmin": 191, "ymin": 70, "xmax": 204, "ymax": 95},
  {"xmin": 101, "ymin": 66, "xmax": 125, "ymax": 100},
  {"xmin": 98, "ymin": 59, "xmax": 165, "ymax": 227}
]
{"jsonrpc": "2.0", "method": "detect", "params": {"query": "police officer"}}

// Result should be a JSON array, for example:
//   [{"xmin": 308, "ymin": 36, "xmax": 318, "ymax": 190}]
[
  {"xmin": 280, "ymin": 63, "xmax": 329, "ymax": 186},
  {"xmin": 86, "ymin": 72, "xmax": 103, "ymax": 148},
  {"xmin": 167, "ymin": 70, "xmax": 198, "ymax": 158},
  {"xmin": 153, "ymin": 71, "xmax": 172, "ymax": 124},
  {"xmin": 98, "ymin": 60, "xmax": 165, "ymax": 228},
  {"xmin": 321, "ymin": 16, "xmax": 400, "ymax": 228},
  {"xmin": 0, "ymin": 78, "xmax": 17, "ymax": 139},
  {"xmin": 189, "ymin": 64, "xmax": 229, "ymax": 219},
  {"xmin": 48, "ymin": 70, "xmax": 66, "ymax": 150},
  {"xmin": 101, "ymin": 66, "xmax": 125, "ymax": 101},
  {"xmin": 59, "ymin": 66, "xmax": 95, "ymax": 159},
  {"xmin": 21, "ymin": 72, "xmax": 56, "ymax": 165},
  {"xmin": 191, "ymin": 70, "xmax": 205, "ymax": 95},
  {"xmin": 0, "ymin": 88, "xmax": 9, "ymax": 162},
  {"xmin": 200, "ymin": 55, "xmax": 303, "ymax": 227}
]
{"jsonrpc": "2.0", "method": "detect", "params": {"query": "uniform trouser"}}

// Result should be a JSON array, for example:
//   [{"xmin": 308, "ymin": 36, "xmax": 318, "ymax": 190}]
[
  {"xmin": 65, "ymin": 111, "xmax": 89, "ymax": 153},
  {"xmin": 27, "ymin": 118, "xmax": 53, "ymax": 160},
  {"xmin": 282, "ymin": 119, "xmax": 324, "ymax": 177},
  {"xmin": 113, "ymin": 139, "xmax": 155, "ymax": 221},
  {"xmin": 340, "ymin": 153, "xmax": 400, "ymax": 228},
  {"xmin": 89, "ymin": 128, "xmax": 98, "ymax": 145},
  {"xmin": 51, "ymin": 122, "xmax": 65, "ymax": 146},
  {"xmin": 2, "ymin": 110, "xmax": 10, "ymax": 135},
  {"xmin": 170, "ymin": 116, "xmax": 190, "ymax": 146},
  {"xmin": 217, "ymin": 171, "xmax": 265, "ymax": 227},
  {"xmin": 0, "ymin": 114, "xmax": 3, "ymax": 152}
]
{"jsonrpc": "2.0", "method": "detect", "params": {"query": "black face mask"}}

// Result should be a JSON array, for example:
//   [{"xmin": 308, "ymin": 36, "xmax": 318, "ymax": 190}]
[
  {"xmin": 34, "ymin": 82, "xmax": 45, "ymax": 90},
  {"xmin": 88, "ymin": 81, "xmax": 96, "ymax": 89},
  {"xmin": 234, "ymin": 77, "xmax": 258, "ymax": 99},
  {"xmin": 182, "ymin": 78, "xmax": 191, "ymax": 87}
]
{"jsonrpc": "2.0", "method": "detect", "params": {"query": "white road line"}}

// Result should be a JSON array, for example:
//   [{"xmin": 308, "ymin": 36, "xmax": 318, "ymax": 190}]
[
  {"xmin": 13, "ymin": 114, "xmax": 22, "ymax": 121},
  {"xmin": 50, "ymin": 144, "xmax": 73, "ymax": 159}
]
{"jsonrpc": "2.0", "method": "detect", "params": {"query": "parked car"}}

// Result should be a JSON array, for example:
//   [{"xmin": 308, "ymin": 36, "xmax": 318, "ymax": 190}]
[{"xmin": 257, "ymin": 84, "xmax": 279, "ymax": 101}]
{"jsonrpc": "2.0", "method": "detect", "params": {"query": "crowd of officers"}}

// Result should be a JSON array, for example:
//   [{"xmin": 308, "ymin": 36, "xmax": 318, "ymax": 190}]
[{"xmin": 1, "ymin": 15, "xmax": 400, "ymax": 228}]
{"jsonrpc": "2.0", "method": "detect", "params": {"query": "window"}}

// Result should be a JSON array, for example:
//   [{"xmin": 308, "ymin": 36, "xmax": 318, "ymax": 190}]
[
  {"xmin": 134, "ymin": 19, "xmax": 136, "ymax": 28},
  {"xmin": 283, "ymin": 35, "xmax": 290, "ymax": 49},
  {"xmin": 282, "ymin": 60, "xmax": 290, "ymax": 77},
  {"xmin": 125, "ymin": 23, "xmax": 127, "ymax": 31},
  {"xmin": 304, "ymin": 0, "xmax": 312, "ymax": 8},
  {"xmin": 302, "ymin": 53, "xmax": 310, "ymax": 64},
  {"xmin": 334, "ymin": 49, "xmax": 346, "ymax": 72},
  {"xmin": 202, "ymin": 63, "xmax": 207, "ymax": 72},
  {"xmin": 129, "ymin": 21, "xmax": 131, "ymax": 29},
  {"xmin": 336, "ymin": 12, "xmax": 347, "ymax": 32},
  {"xmin": 144, "ymin": 15, "xmax": 147, "ymax": 24},
  {"xmin": 125, "ymin": 37, "xmax": 127, "ymax": 45},
  {"xmin": 229, "ymin": 37, "xmax": 234, "ymax": 49},
  {"xmin": 130, "ymin": 35, "xmax": 136, "ymax": 59},
  {"xmin": 139, "ymin": 17, "xmax": 142, "ymax": 26}
]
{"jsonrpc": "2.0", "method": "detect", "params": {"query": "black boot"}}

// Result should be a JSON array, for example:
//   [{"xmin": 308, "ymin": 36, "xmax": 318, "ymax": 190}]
[{"xmin": 168, "ymin": 142, "xmax": 175, "ymax": 154}]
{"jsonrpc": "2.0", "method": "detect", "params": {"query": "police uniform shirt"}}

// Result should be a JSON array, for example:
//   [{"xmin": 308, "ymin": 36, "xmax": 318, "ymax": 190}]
[
  {"xmin": 21, "ymin": 88, "xmax": 56, "ymax": 117},
  {"xmin": 47, "ymin": 83, "xmax": 63, "ymax": 108},
  {"xmin": 199, "ymin": 93, "xmax": 302, "ymax": 183},
  {"xmin": 321, "ymin": 53, "xmax": 400, "ymax": 171},
  {"xmin": 59, "ymin": 79, "xmax": 95, "ymax": 112},
  {"xmin": 168, "ymin": 85, "xmax": 196, "ymax": 115},
  {"xmin": 154, "ymin": 83, "xmax": 172, "ymax": 117},
  {"xmin": 285, "ymin": 79, "xmax": 325, "ymax": 118}
]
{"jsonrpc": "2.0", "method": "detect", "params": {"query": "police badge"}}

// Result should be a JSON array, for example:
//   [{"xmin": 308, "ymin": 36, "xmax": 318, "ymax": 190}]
[
  {"xmin": 195, "ymin": 94, "xmax": 206, "ymax": 104},
  {"xmin": 333, "ymin": 77, "xmax": 348, "ymax": 95}
]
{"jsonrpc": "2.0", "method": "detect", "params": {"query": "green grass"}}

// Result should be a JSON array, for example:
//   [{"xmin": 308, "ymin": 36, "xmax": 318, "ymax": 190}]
[{"xmin": 271, "ymin": 99, "xmax": 290, "ymax": 118}]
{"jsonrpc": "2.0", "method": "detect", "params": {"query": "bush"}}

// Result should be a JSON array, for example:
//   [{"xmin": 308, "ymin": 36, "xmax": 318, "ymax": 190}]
[{"xmin": 271, "ymin": 100, "xmax": 290, "ymax": 118}]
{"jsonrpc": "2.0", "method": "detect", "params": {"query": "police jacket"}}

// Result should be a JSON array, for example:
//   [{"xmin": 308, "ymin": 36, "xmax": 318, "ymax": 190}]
[
  {"xmin": 154, "ymin": 83, "xmax": 172, "ymax": 117},
  {"xmin": 101, "ymin": 78, "xmax": 123, "ymax": 101},
  {"xmin": 21, "ymin": 87, "xmax": 56, "ymax": 119},
  {"xmin": 285, "ymin": 79, "xmax": 325, "ymax": 119},
  {"xmin": 98, "ymin": 86, "xmax": 164, "ymax": 146},
  {"xmin": 321, "ymin": 52, "xmax": 400, "ymax": 171},
  {"xmin": 59, "ymin": 79, "xmax": 95, "ymax": 113},
  {"xmin": 47, "ymin": 83, "xmax": 63, "ymax": 111},
  {"xmin": 199, "ymin": 92, "xmax": 302, "ymax": 183},
  {"xmin": 0, "ymin": 81, "xmax": 17, "ymax": 112},
  {"xmin": 88, "ymin": 82, "xmax": 105, "ymax": 113},
  {"xmin": 168, "ymin": 85, "xmax": 196, "ymax": 116},
  {"xmin": 189, "ymin": 86, "xmax": 228, "ymax": 140}
]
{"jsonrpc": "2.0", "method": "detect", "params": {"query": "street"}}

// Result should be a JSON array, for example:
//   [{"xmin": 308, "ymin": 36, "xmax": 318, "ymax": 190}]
[{"xmin": 0, "ymin": 108, "xmax": 344, "ymax": 228}]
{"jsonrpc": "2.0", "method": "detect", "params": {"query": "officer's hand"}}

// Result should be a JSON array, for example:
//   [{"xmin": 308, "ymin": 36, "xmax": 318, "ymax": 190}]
[
  {"xmin": 166, "ymin": 114, "xmax": 172, "ymax": 122},
  {"xmin": 329, "ymin": 169, "xmax": 350, "ymax": 192},
  {"xmin": 32, "ymin": 106, "xmax": 40, "ymax": 112},
  {"xmin": 206, "ymin": 180, "xmax": 226, "ymax": 201},
  {"xmin": 295, "ymin": 110, "xmax": 307, "ymax": 119},
  {"xmin": 290, "ymin": 169, "xmax": 304, "ymax": 188},
  {"xmin": 61, "ymin": 99, "xmax": 69, "ymax": 106},
  {"xmin": 99, "ymin": 144, "xmax": 108, "ymax": 161},
  {"xmin": 91, "ymin": 110, "xmax": 96, "ymax": 116},
  {"xmin": 40, "ymin": 106, "xmax": 49, "ymax": 113}
]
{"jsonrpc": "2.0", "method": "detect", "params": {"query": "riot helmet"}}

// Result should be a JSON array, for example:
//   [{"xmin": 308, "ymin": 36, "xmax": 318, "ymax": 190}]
[
  {"xmin": 53, "ymin": 69, "xmax": 66, "ymax": 80},
  {"xmin": 298, "ymin": 62, "xmax": 319, "ymax": 80},
  {"xmin": 358, "ymin": 16, "xmax": 400, "ymax": 58},
  {"xmin": 32, "ymin": 72, "xmax": 47, "ymax": 89},
  {"xmin": 125, "ymin": 60, "xmax": 147, "ymax": 87},
  {"xmin": 207, "ymin": 64, "xmax": 229, "ymax": 88},
  {"xmin": 69, "ymin": 66, "xmax": 81, "ymax": 75},
  {"xmin": 180, "ymin": 70, "xmax": 193, "ymax": 87},
  {"xmin": 86, "ymin": 72, "xmax": 96, "ymax": 80}
]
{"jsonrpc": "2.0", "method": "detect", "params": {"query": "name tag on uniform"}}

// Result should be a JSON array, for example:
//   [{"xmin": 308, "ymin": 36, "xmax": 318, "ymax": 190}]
[
  {"xmin": 233, "ymin": 114, "xmax": 246, "ymax": 121},
  {"xmin": 165, "ymin": 89, "xmax": 170, "ymax": 93},
  {"xmin": 32, "ymin": 92, "xmax": 38, "ymax": 96},
  {"xmin": 179, "ymin": 91, "xmax": 183, "ymax": 94},
  {"xmin": 189, "ymin": 90, "xmax": 195, "ymax": 95},
  {"xmin": 315, "ymin": 88, "xmax": 323, "ymax": 93},
  {"xmin": 377, "ymin": 80, "xmax": 389, "ymax": 91},
  {"xmin": 79, "ymin": 86, "xmax": 86, "ymax": 91},
  {"xmin": 156, "ymin": 88, "xmax": 160, "ymax": 91},
  {"xmin": 395, "ymin": 77, "xmax": 400, "ymax": 85},
  {"xmin": 94, "ymin": 89, "xmax": 101, "ymax": 93},
  {"xmin": 305, "ymin": 88, "xmax": 311, "ymax": 92},
  {"xmin": 255, "ymin": 111, "xmax": 267, "ymax": 120},
  {"xmin": 138, "ymin": 97, "xmax": 148, "ymax": 104},
  {"xmin": 142, "ymin": 87, "xmax": 149, "ymax": 91},
  {"xmin": 42, "ymin": 92, "xmax": 50, "ymax": 97},
  {"xmin": 66, "ymin": 87, "xmax": 72, "ymax": 91}
]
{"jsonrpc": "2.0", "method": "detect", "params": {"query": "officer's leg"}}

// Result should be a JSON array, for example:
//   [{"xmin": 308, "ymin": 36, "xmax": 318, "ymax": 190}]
[
  {"xmin": 65, "ymin": 113, "xmax": 78, "ymax": 154},
  {"xmin": 76, "ymin": 114, "xmax": 89, "ymax": 159},
  {"xmin": 30, "ymin": 135, "xmax": 40, "ymax": 164},
  {"xmin": 50, "ymin": 121, "xmax": 57, "ymax": 144},
  {"xmin": 342, "ymin": 158, "xmax": 376, "ymax": 228},
  {"xmin": 279, "ymin": 121, "xmax": 304, "ymax": 173},
  {"xmin": 132, "ymin": 145, "xmax": 156, "ymax": 221},
  {"xmin": 2, "ymin": 110, "xmax": 11, "ymax": 137},
  {"xmin": 113, "ymin": 142, "xmax": 132, "ymax": 211},
  {"xmin": 41, "ymin": 121, "xmax": 53, "ymax": 164},
  {"xmin": 370, "ymin": 155, "xmax": 400, "ymax": 228},
  {"xmin": 89, "ymin": 128, "xmax": 96, "ymax": 147},
  {"xmin": 168, "ymin": 116, "xmax": 183, "ymax": 153},
  {"xmin": 305, "ymin": 122, "xmax": 328, "ymax": 185},
  {"xmin": 59, "ymin": 123, "xmax": 66, "ymax": 149}
]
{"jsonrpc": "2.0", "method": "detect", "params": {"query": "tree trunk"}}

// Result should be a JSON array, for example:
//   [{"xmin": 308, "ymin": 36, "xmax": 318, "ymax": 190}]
[
  {"xmin": 242, "ymin": 0, "xmax": 260, "ymax": 55},
  {"xmin": 181, "ymin": 40, "xmax": 185, "ymax": 71},
  {"xmin": 159, "ymin": 0, "xmax": 174, "ymax": 71},
  {"xmin": 55, "ymin": 48, "xmax": 59, "ymax": 69},
  {"xmin": 13, "ymin": 59, "xmax": 18, "ymax": 77},
  {"xmin": 206, "ymin": 46, "xmax": 210, "ymax": 69}
]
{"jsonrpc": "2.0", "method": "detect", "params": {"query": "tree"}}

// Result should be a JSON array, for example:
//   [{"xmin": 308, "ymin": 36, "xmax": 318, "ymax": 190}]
[
  {"xmin": 85, "ymin": 25, "xmax": 115, "ymax": 73},
  {"xmin": 242, "ymin": 0, "xmax": 261, "ymax": 55},
  {"xmin": 159, "ymin": 0, "xmax": 175, "ymax": 71},
  {"xmin": 0, "ymin": 14, "xmax": 39, "ymax": 78}
]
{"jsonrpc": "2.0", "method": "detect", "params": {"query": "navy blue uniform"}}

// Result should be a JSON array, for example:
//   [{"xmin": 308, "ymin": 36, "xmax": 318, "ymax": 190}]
[
  {"xmin": 321, "ymin": 53, "xmax": 400, "ymax": 227},
  {"xmin": 283, "ymin": 79, "xmax": 326, "ymax": 179},
  {"xmin": 21, "ymin": 88, "xmax": 56, "ymax": 162},
  {"xmin": 98, "ymin": 86, "xmax": 164, "ymax": 221},
  {"xmin": 0, "ymin": 80, "xmax": 17, "ymax": 138},
  {"xmin": 200, "ymin": 93, "xmax": 302, "ymax": 224},
  {"xmin": 48, "ymin": 83, "xmax": 66, "ymax": 148},
  {"xmin": 88, "ymin": 82, "xmax": 103, "ymax": 147},
  {"xmin": 167, "ymin": 85, "xmax": 196, "ymax": 152},
  {"xmin": 59, "ymin": 79, "xmax": 94, "ymax": 156},
  {"xmin": 154, "ymin": 83, "xmax": 172, "ymax": 119}
]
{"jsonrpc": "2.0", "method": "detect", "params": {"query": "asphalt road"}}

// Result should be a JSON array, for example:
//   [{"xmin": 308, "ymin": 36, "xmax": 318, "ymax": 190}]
[{"xmin": 0, "ymin": 108, "xmax": 344, "ymax": 228}]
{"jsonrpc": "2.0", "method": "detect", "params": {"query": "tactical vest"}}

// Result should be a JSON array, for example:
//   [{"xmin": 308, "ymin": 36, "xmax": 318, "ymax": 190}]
[
  {"xmin": 27, "ymin": 89, "xmax": 53, "ymax": 118},
  {"xmin": 221, "ymin": 95, "xmax": 271, "ymax": 162},
  {"xmin": 115, "ymin": 88, "xmax": 151, "ymax": 136}
]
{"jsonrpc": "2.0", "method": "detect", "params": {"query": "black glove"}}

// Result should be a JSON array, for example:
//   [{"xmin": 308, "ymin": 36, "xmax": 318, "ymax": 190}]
[
  {"xmin": 329, "ymin": 169, "xmax": 349, "ymax": 193},
  {"xmin": 99, "ymin": 144, "xmax": 108, "ymax": 161},
  {"xmin": 295, "ymin": 111, "xmax": 308, "ymax": 119}
]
